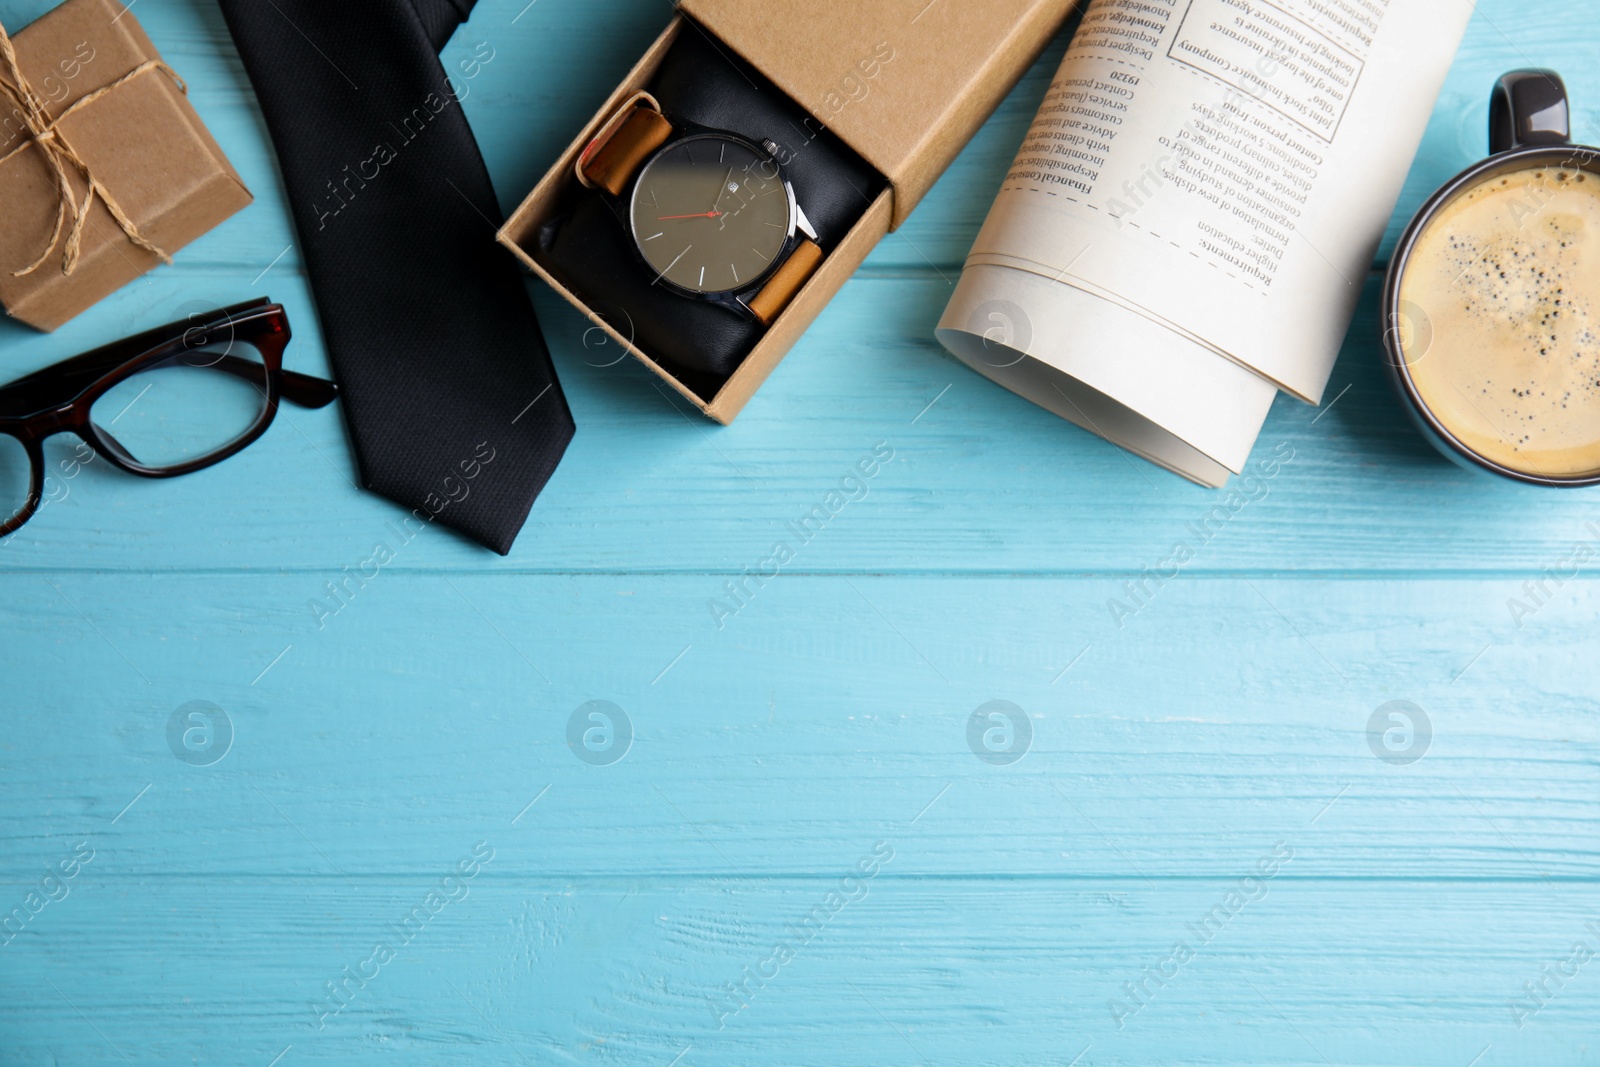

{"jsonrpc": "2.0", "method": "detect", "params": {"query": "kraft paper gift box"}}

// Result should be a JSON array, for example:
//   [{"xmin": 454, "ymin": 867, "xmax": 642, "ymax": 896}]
[
  {"xmin": 0, "ymin": 0, "xmax": 252, "ymax": 331},
  {"xmin": 499, "ymin": 0, "xmax": 1079, "ymax": 423}
]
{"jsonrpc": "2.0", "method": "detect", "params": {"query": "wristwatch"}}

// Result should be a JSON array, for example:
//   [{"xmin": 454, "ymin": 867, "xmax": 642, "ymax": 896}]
[{"xmin": 576, "ymin": 95, "xmax": 823, "ymax": 325}]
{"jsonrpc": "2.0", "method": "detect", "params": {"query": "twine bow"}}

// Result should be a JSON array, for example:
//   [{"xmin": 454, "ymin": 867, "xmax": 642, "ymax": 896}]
[{"xmin": 0, "ymin": 19, "xmax": 183, "ymax": 278}]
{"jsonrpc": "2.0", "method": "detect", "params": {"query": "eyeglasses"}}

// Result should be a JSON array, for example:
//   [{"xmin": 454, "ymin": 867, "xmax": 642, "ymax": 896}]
[{"xmin": 0, "ymin": 298, "xmax": 337, "ymax": 536}]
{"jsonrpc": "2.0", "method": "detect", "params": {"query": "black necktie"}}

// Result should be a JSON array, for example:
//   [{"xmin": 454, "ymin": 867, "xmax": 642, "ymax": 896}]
[{"xmin": 216, "ymin": 0, "xmax": 575, "ymax": 555}]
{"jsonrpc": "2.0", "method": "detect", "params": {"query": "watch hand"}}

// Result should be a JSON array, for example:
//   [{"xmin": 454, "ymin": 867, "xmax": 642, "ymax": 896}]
[{"xmin": 657, "ymin": 211, "xmax": 724, "ymax": 220}]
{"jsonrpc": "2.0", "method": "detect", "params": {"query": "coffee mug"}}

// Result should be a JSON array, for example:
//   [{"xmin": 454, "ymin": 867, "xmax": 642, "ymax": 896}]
[{"xmin": 1383, "ymin": 70, "xmax": 1600, "ymax": 486}]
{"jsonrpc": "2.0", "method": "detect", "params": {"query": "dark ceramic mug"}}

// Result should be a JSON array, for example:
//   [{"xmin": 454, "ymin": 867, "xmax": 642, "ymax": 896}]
[{"xmin": 1382, "ymin": 69, "xmax": 1600, "ymax": 485}]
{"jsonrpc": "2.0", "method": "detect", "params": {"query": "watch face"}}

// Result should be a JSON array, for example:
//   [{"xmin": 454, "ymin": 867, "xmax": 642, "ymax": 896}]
[{"xmin": 630, "ymin": 134, "xmax": 793, "ymax": 295}]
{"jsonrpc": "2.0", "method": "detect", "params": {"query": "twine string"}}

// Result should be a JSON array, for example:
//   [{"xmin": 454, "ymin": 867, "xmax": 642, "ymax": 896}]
[{"xmin": 0, "ymin": 19, "xmax": 185, "ymax": 277}]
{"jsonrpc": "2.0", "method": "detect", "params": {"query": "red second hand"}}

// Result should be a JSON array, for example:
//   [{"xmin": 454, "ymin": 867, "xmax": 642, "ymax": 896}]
[{"xmin": 657, "ymin": 211, "xmax": 723, "ymax": 220}]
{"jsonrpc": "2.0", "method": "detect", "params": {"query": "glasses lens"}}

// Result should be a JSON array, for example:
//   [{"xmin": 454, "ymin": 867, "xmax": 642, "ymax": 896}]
[
  {"xmin": 0, "ymin": 433, "xmax": 31, "ymax": 527},
  {"xmin": 89, "ymin": 343, "xmax": 269, "ymax": 470}
]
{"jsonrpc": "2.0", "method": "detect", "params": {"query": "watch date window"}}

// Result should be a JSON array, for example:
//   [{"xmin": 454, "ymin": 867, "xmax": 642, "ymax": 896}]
[{"xmin": 631, "ymin": 136, "xmax": 792, "ymax": 295}]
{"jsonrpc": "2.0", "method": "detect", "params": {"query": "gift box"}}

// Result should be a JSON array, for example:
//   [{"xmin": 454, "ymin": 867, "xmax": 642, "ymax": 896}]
[
  {"xmin": 0, "ymin": 0, "xmax": 252, "ymax": 331},
  {"xmin": 499, "ymin": 0, "xmax": 1077, "ymax": 423}
]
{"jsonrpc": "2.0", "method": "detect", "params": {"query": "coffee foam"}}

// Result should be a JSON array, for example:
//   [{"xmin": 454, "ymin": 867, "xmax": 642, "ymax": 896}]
[{"xmin": 1399, "ymin": 165, "xmax": 1600, "ymax": 477}]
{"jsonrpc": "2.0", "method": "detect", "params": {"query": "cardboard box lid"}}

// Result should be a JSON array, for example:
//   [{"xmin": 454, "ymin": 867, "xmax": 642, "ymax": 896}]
[{"xmin": 680, "ymin": 0, "xmax": 1075, "ymax": 229}]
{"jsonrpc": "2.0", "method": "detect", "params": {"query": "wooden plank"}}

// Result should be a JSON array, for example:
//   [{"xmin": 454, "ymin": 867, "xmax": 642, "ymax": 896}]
[
  {"xmin": 2, "ymin": 574, "xmax": 1595, "ymax": 879},
  {"xmin": 1, "ymin": 879, "xmax": 1591, "ymax": 1065}
]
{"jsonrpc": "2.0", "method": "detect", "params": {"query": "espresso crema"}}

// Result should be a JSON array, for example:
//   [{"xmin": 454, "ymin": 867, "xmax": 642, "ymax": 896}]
[{"xmin": 1399, "ymin": 166, "xmax": 1600, "ymax": 477}]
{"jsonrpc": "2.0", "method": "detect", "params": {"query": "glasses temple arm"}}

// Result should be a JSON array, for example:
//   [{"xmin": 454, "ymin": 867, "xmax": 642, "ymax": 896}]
[
  {"xmin": 203, "ymin": 355, "xmax": 338, "ymax": 409},
  {"xmin": 279, "ymin": 367, "xmax": 339, "ymax": 408}
]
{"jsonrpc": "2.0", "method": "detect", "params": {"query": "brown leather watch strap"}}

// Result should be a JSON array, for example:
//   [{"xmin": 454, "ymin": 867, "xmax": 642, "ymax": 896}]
[
  {"xmin": 747, "ymin": 238, "xmax": 823, "ymax": 326},
  {"xmin": 577, "ymin": 104, "xmax": 674, "ymax": 197}
]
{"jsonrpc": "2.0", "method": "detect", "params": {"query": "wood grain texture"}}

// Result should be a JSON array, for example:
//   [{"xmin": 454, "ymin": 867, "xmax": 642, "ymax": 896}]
[{"xmin": 2, "ymin": 0, "xmax": 1598, "ymax": 1064}]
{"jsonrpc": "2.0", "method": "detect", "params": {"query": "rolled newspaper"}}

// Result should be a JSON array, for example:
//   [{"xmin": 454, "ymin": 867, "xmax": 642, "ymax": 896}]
[{"xmin": 937, "ymin": 0, "xmax": 1473, "ymax": 485}]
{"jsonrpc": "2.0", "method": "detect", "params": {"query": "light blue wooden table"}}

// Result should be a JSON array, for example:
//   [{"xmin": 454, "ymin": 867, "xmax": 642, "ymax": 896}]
[{"xmin": 3, "ymin": 0, "xmax": 1598, "ymax": 1063}]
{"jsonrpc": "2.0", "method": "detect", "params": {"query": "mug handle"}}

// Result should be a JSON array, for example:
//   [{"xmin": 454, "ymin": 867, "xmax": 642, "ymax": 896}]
[{"xmin": 1490, "ymin": 70, "xmax": 1571, "ymax": 153}]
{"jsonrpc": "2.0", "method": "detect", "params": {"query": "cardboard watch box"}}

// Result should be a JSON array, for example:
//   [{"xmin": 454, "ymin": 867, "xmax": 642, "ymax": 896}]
[{"xmin": 499, "ymin": 0, "xmax": 1078, "ymax": 423}]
